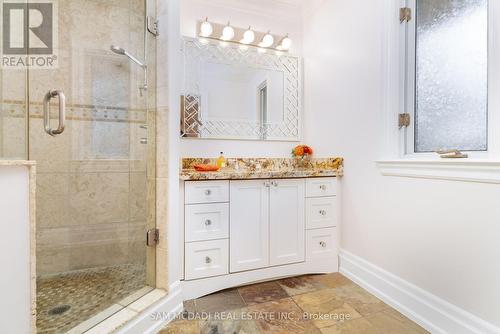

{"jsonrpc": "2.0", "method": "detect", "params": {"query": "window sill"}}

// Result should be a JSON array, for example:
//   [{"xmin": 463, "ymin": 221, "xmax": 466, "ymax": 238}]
[{"xmin": 376, "ymin": 159, "xmax": 500, "ymax": 184}]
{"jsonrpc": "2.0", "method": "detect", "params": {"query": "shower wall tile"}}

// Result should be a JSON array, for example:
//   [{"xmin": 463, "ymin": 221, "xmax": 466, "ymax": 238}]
[
  {"xmin": 1, "ymin": 116, "xmax": 26, "ymax": 158},
  {"xmin": 69, "ymin": 160, "xmax": 131, "ymax": 173},
  {"xmin": 28, "ymin": 49, "xmax": 73, "ymax": 104},
  {"xmin": 128, "ymin": 221, "xmax": 147, "ymax": 265},
  {"xmin": 37, "ymin": 223, "xmax": 128, "ymax": 250},
  {"xmin": 130, "ymin": 172, "xmax": 148, "ymax": 221},
  {"xmin": 146, "ymin": 109, "xmax": 157, "ymax": 178},
  {"xmin": 38, "ymin": 240, "xmax": 130, "ymax": 274},
  {"xmin": 68, "ymin": 172, "xmax": 130, "ymax": 226},
  {"xmin": 68, "ymin": 242, "xmax": 130, "ymax": 271},
  {"xmin": 36, "ymin": 173, "xmax": 70, "ymax": 229},
  {"xmin": 147, "ymin": 178, "xmax": 157, "ymax": 223},
  {"xmin": 37, "ymin": 222, "xmax": 132, "ymax": 276},
  {"xmin": 155, "ymin": 247, "xmax": 168, "ymax": 290},
  {"xmin": 29, "ymin": 119, "xmax": 73, "ymax": 173},
  {"xmin": 28, "ymin": 0, "xmax": 157, "ymax": 281},
  {"xmin": 156, "ymin": 177, "xmax": 168, "ymax": 250},
  {"xmin": 37, "ymin": 247, "xmax": 71, "ymax": 276},
  {"xmin": 1, "ymin": 69, "xmax": 26, "ymax": 101},
  {"xmin": 156, "ymin": 107, "xmax": 169, "ymax": 178}
]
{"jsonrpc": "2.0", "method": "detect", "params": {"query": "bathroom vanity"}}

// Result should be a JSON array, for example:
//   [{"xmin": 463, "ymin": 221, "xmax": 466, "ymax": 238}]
[{"xmin": 179, "ymin": 158, "xmax": 343, "ymax": 299}]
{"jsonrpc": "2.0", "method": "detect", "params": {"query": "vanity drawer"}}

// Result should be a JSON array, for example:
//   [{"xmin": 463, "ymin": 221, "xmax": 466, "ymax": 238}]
[
  {"xmin": 306, "ymin": 177, "xmax": 337, "ymax": 198},
  {"xmin": 185, "ymin": 239, "xmax": 229, "ymax": 280},
  {"xmin": 306, "ymin": 228, "xmax": 337, "ymax": 261},
  {"xmin": 306, "ymin": 197, "xmax": 337, "ymax": 229},
  {"xmin": 185, "ymin": 181, "xmax": 229, "ymax": 204},
  {"xmin": 185, "ymin": 203, "xmax": 229, "ymax": 242}
]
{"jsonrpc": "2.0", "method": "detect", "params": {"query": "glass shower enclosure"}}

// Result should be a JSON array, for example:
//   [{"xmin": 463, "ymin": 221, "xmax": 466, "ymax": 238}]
[{"xmin": 0, "ymin": 0, "xmax": 157, "ymax": 332}]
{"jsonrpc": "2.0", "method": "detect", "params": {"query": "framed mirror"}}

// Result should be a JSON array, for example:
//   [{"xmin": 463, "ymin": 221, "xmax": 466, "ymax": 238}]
[{"xmin": 181, "ymin": 37, "xmax": 301, "ymax": 141}]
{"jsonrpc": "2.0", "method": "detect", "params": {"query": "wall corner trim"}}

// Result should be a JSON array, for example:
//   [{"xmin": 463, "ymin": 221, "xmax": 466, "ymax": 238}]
[
  {"xmin": 376, "ymin": 159, "xmax": 500, "ymax": 184},
  {"xmin": 339, "ymin": 250, "xmax": 500, "ymax": 334}
]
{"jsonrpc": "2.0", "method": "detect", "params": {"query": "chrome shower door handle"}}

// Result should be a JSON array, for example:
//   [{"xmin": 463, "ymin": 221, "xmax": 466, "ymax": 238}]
[{"xmin": 43, "ymin": 89, "xmax": 66, "ymax": 136}]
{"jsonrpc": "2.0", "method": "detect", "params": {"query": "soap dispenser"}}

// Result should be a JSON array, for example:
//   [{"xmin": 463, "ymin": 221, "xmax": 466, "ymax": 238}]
[{"xmin": 217, "ymin": 152, "xmax": 227, "ymax": 168}]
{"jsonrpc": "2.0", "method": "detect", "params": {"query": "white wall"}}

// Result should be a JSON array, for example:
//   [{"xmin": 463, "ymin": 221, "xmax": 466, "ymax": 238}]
[
  {"xmin": 303, "ymin": 0, "xmax": 500, "ymax": 327},
  {"xmin": 179, "ymin": 0, "xmax": 303, "ymax": 158},
  {"xmin": 0, "ymin": 166, "xmax": 31, "ymax": 334}
]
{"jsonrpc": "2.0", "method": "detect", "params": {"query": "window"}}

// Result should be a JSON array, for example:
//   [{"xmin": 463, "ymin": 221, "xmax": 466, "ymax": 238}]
[{"xmin": 402, "ymin": 0, "xmax": 489, "ymax": 154}]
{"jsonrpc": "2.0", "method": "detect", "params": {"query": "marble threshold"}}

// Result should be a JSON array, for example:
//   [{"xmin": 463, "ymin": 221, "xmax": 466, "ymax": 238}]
[
  {"xmin": 180, "ymin": 157, "xmax": 344, "ymax": 181},
  {"xmin": 0, "ymin": 160, "xmax": 35, "ymax": 166}
]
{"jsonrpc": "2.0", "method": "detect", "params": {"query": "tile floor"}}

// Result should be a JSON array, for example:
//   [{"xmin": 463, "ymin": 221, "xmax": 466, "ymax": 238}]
[
  {"xmin": 159, "ymin": 273, "xmax": 429, "ymax": 334},
  {"xmin": 36, "ymin": 264, "xmax": 151, "ymax": 334}
]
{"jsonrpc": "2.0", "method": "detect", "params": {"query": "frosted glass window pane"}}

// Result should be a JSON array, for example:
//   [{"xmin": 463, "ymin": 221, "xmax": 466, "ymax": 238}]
[{"xmin": 415, "ymin": 0, "xmax": 488, "ymax": 152}]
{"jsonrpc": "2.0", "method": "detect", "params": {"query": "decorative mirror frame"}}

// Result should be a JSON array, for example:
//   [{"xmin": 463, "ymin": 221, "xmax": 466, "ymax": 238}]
[{"xmin": 181, "ymin": 37, "xmax": 302, "ymax": 141}]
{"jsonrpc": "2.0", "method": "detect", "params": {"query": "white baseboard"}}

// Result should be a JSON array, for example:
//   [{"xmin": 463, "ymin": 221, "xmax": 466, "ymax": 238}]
[
  {"xmin": 117, "ymin": 281, "xmax": 184, "ymax": 334},
  {"xmin": 339, "ymin": 250, "xmax": 500, "ymax": 334}
]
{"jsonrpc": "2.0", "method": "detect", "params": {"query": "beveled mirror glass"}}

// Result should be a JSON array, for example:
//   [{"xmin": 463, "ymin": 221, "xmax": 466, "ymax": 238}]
[{"xmin": 181, "ymin": 37, "xmax": 301, "ymax": 141}]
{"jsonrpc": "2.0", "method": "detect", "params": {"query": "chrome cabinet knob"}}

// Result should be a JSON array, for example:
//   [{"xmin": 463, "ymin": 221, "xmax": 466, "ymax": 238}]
[
  {"xmin": 204, "ymin": 189, "xmax": 212, "ymax": 195},
  {"xmin": 271, "ymin": 181, "xmax": 278, "ymax": 187},
  {"xmin": 319, "ymin": 210, "xmax": 327, "ymax": 216},
  {"xmin": 205, "ymin": 256, "xmax": 212, "ymax": 264},
  {"xmin": 319, "ymin": 241, "xmax": 327, "ymax": 248},
  {"xmin": 264, "ymin": 181, "xmax": 271, "ymax": 188},
  {"xmin": 205, "ymin": 219, "xmax": 212, "ymax": 226},
  {"xmin": 319, "ymin": 185, "xmax": 327, "ymax": 191}
]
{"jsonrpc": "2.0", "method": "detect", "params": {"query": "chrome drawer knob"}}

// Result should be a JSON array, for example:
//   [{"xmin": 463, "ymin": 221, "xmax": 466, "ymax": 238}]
[
  {"xmin": 319, "ymin": 210, "xmax": 327, "ymax": 216},
  {"xmin": 319, "ymin": 241, "xmax": 327, "ymax": 248},
  {"xmin": 205, "ymin": 219, "xmax": 212, "ymax": 226},
  {"xmin": 319, "ymin": 185, "xmax": 327, "ymax": 191},
  {"xmin": 205, "ymin": 189, "xmax": 212, "ymax": 195},
  {"xmin": 205, "ymin": 256, "xmax": 212, "ymax": 264}
]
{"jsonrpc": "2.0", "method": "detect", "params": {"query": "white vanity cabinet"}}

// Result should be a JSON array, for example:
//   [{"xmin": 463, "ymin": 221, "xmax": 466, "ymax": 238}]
[
  {"xmin": 230, "ymin": 179, "xmax": 305, "ymax": 272},
  {"xmin": 230, "ymin": 180, "xmax": 270, "ymax": 272},
  {"xmin": 269, "ymin": 179, "xmax": 305, "ymax": 266},
  {"xmin": 182, "ymin": 177, "xmax": 339, "ymax": 299}
]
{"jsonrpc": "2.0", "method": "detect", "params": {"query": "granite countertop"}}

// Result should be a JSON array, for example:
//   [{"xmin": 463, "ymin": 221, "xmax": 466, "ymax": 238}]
[{"xmin": 180, "ymin": 157, "xmax": 343, "ymax": 181}]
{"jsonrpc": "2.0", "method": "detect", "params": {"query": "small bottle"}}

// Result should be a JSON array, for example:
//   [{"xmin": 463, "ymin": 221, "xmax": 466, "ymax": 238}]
[{"xmin": 217, "ymin": 152, "xmax": 227, "ymax": 168}]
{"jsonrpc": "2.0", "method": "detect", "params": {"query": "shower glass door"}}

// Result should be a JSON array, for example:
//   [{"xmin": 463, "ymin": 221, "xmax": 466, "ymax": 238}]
[{"xmin": 27, "ymin": 0, "xmax": 157, "ymax": 332}]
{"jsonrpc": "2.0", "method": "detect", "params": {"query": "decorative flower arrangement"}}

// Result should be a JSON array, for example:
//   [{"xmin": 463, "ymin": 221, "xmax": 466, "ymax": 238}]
[{"xmin": 292, "ymin": 145, "xmax": 313, "ymax": 167}]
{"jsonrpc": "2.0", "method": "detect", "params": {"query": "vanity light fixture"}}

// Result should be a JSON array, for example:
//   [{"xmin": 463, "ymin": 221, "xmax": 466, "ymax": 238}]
[
  {"xmin": 277, "ymin": 34, "xmax": 292, "ymax": 51},
  {"xmin": 200, "ymin": 17, "xmax": 213, "ymax": 37},
  {"xmin": 196, "ymin": 20, "xmax": 291, "ymax": 52},
  {"xmin": 259, "ymin": 31, "xmax": 274, "ymax": 48},
  {"xmin": 241, "ymin": 26, "xmax": 255, "ymax": 44},
  {"xmin": 221, "ymin": 22, "xmax": 235, "ymax": 41}
]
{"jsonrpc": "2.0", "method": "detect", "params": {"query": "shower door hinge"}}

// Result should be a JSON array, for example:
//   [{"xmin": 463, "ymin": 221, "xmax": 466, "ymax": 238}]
[
  {"xmin": 147, "ymin": 16, "xmax": 159, "ymax": 36},
  {"xmin": 400, "ymin": 7, "xmax": 412, "ymax": 23},
  {"xmin": 398, "ymin": 113, "xmax": 411, "ymax": 128},
  {"xmin": 146, "ymin": 228, "xmax": 160, "ymax": 247}
]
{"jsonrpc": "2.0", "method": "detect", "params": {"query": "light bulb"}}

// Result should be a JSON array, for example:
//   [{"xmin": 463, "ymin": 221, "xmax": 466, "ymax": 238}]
[
  {"xmin": 200, "ymin": 18, "xmax": 213, "ymax": 37},
  {"xmin": 259, "ymin": 32, "xmax": 274, "ymax": 48},
  {"xmin": 221, "ymin": 22, "xmax": 235, "ymax": 41},
  {"xmin": 240, "ymin": 27, "xmax": 255, "ymax": 44},
  {"xmin": 278, "ymin": 35, "xmax": 292, "ymax": 50}
]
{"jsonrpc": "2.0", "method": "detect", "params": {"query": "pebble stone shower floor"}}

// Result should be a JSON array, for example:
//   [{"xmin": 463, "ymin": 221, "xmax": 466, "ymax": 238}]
[{"xmin": 36, "ymin": 264, "xmax": 150, "ymax": 334}]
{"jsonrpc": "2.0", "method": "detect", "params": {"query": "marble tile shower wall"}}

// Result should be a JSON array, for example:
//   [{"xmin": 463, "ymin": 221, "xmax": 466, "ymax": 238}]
[
  {"xmin": 0, "ymin": 0, "xmax": 156, "ymax": 276},
  {"xmin": 33, "ymin": 123, "xmax": 150, "ymax": 276}
]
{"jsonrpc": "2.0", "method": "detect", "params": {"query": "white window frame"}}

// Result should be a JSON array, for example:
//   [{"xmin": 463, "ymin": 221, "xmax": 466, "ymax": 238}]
[
  {"xmin": 377, "ymin": 0, "xmax": 500, "ymax": 183},
  {"xmin": 400, "ymin": 0, "xmax": 499, "ymax": 159}
]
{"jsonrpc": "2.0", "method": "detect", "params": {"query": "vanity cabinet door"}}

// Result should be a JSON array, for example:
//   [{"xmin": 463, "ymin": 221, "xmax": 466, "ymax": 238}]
[
  {"xmin": 230, "ymin": 180, "xmax": 270, "ymax": 272},
  {"xmin": 269, "ymin": 179, "xmax": 305, "ymax": 266}
]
